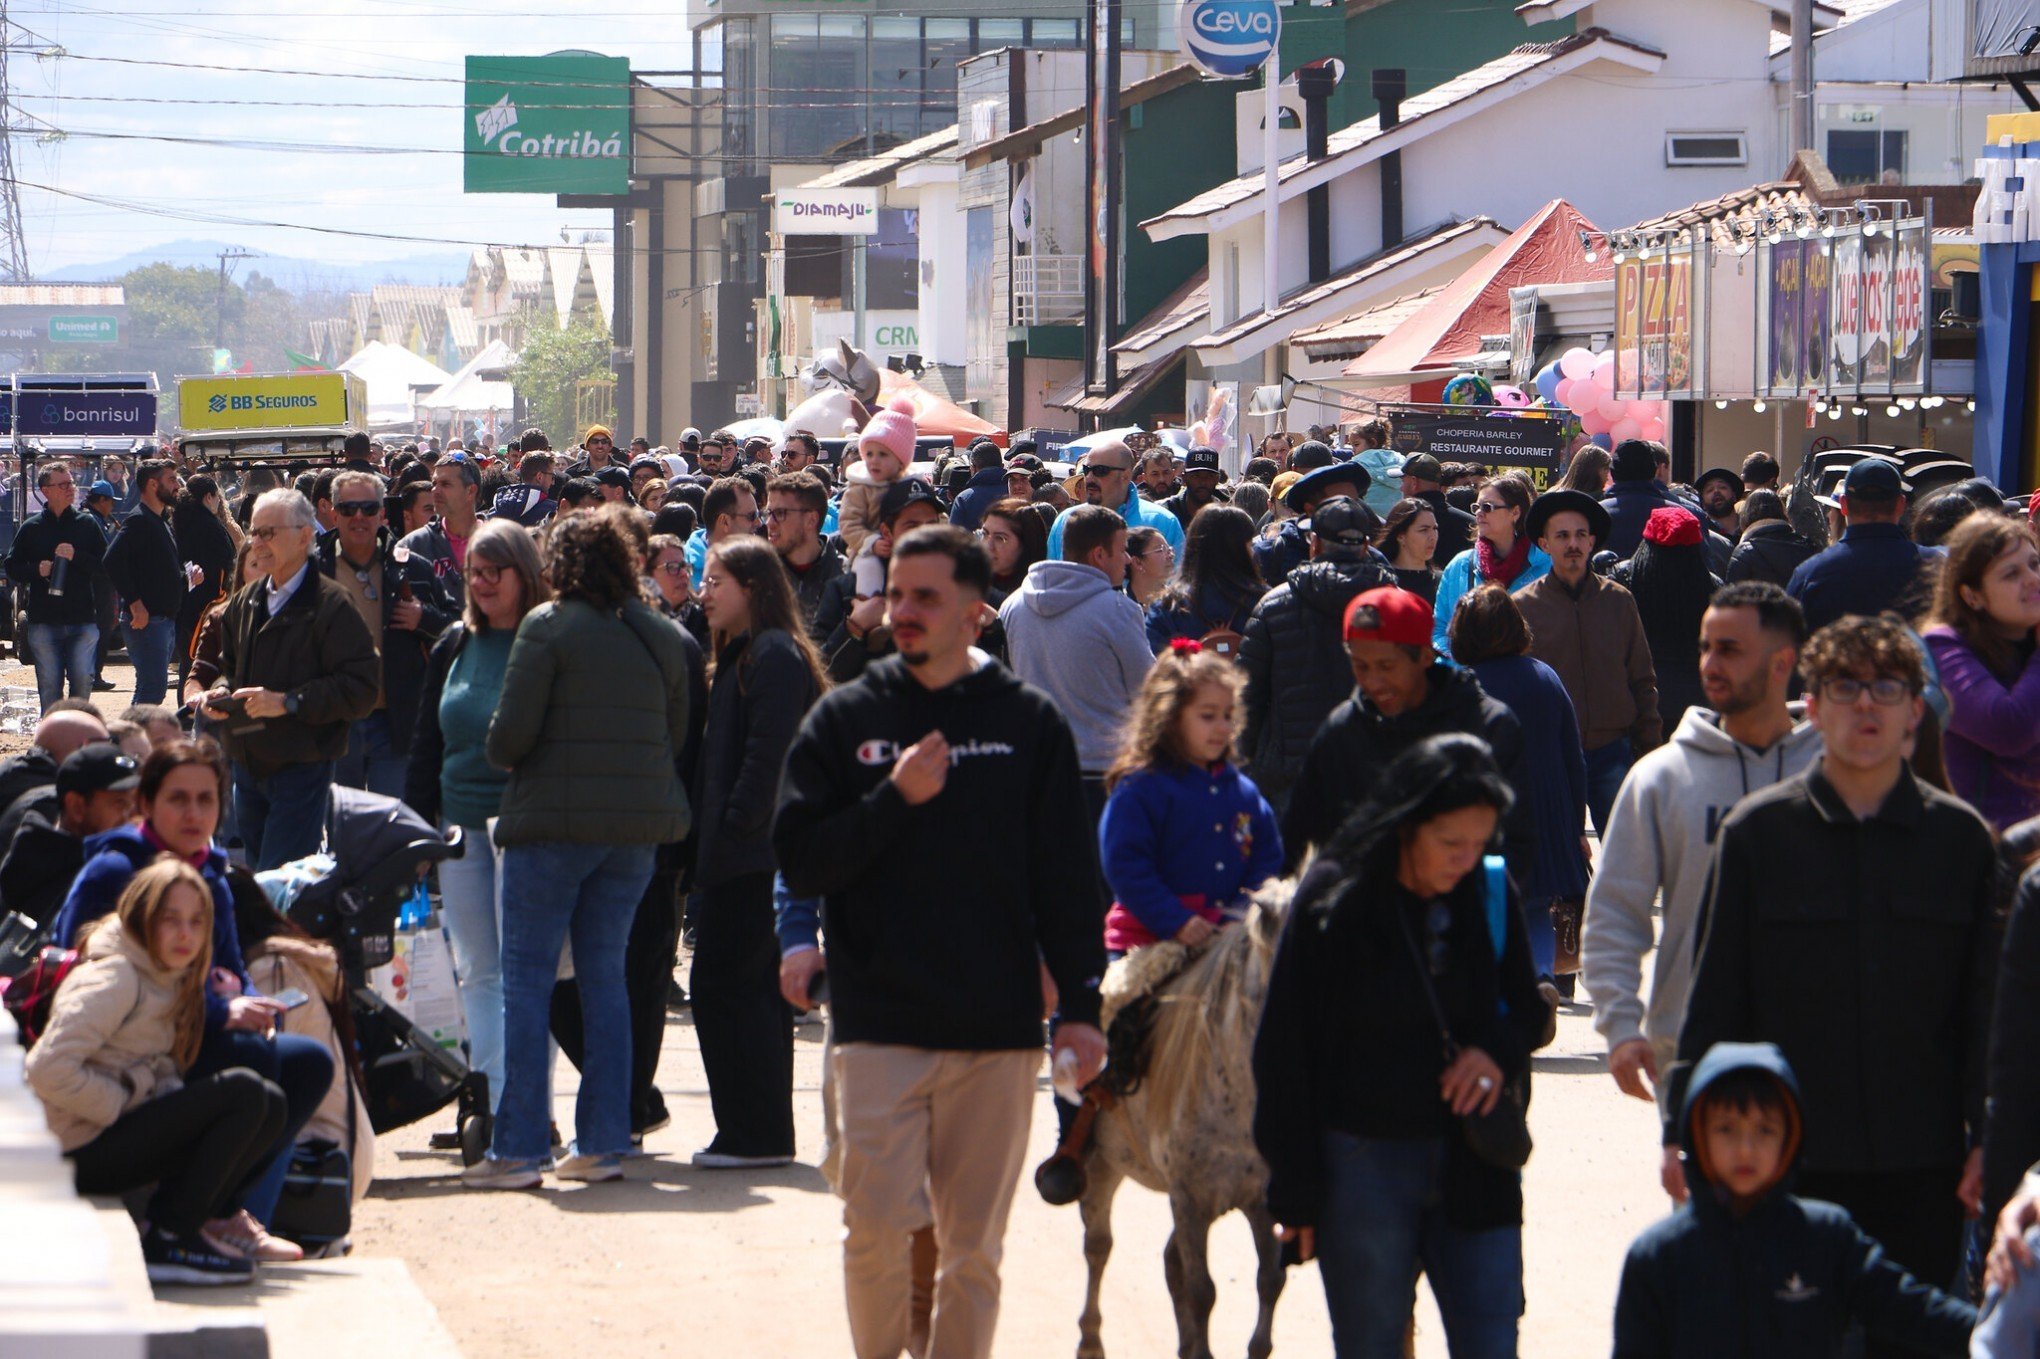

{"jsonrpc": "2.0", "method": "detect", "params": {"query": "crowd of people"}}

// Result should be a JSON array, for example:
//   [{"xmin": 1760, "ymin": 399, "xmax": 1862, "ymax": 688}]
[{"xmin": 13, "ymin": 409, "xmax": 2040, "ymax": 1359}]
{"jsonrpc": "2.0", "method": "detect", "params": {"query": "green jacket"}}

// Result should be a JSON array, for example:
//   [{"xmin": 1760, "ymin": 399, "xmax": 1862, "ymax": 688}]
[{"xmin": 486, "ymin": 597, "xmax": 692, "ymax": 847}]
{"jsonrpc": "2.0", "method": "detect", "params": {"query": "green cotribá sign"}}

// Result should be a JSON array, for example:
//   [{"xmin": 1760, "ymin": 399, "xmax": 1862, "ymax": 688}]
[
  {"xmin": 464, "ymin": 53, "xmax": 630, "ymax": 195},
  {"xmin": 49, "ymin": 316, "xmax": 117, "ymax": 344}
]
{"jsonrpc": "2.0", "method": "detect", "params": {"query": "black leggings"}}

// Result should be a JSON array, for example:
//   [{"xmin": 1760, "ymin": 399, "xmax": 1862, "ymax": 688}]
[
  {"xmin": 687, "ymin": 870, "xmax": 793, "ymax": 1157},
  {"xmin": 68, "ymin": 1068, "xmax": 288, "ymax": 1236}
]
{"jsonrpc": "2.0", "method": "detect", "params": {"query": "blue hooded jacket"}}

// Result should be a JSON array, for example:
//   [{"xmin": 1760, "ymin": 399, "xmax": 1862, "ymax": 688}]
[
  {"xmin": 52, "ymin": 824, "xmax": 252, "ymax": 1033},
  {"xmin": 1613, "ymin": 1042, "xmax": 1975, "ymax": 1358}
]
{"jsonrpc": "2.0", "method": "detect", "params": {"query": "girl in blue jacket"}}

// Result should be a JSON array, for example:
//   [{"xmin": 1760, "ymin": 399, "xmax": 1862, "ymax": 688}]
[{"xmin": 1099, "ymin": 641, "xmax": 1283, "ymax": 953}]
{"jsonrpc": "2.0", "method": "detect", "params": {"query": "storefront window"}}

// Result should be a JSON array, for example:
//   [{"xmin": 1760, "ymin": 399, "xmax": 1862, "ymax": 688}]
[
  {"xmin": 1827, "ymin": 129, "xmax": 1908, "ymax": 184},
  {"xmin": 1032, "ymin": 18, "xmax": 1080, "ymax": 47},
  {"xmin": 769, "ymin": 13, "xmax": 871, "ymax": 158}
]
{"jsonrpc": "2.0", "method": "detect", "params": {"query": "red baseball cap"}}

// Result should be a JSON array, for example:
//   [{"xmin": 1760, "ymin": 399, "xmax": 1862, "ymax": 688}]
[{"xmin": 1344, "ymin": 586, "xmax": 1434, "ymax": 647}]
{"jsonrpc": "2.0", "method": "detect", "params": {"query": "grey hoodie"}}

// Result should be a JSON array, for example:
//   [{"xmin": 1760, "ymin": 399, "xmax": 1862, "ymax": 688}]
[
  {"xmin": 999, "ymin": 559, "xmax": 1155, "ymax": 772},
  {"xmin": 1581, "ymin": 705, "xmax": 1822, "ymax": 1063}
]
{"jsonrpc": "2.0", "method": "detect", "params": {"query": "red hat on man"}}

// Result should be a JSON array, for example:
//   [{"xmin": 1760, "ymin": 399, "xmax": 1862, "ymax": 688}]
[{"xmin": 1343, "ymin": 586, "xmax": 1433, "ymax": 647}]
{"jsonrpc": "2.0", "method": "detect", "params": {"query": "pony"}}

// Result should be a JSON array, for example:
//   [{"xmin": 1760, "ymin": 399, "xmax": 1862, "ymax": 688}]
[{"xmin": 1070, "ymin": 877, "xmax": 1294, "ymax": 1359}]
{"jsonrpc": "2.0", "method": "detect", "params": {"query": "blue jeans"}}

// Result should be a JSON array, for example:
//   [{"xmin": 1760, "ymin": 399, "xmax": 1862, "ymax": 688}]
[
  {"xmin": 493, "ymin": 841, "xmax": 655, "ymax": 1163},
  {"xmin": 187, "ymin": 1026, "xmax": 334, "ymax": 1227},
  {"xmin": 1316, "ymin": 1132, "xmax": 1523, "ymax": 1359},
  {"xmin": 438, "ymin": 825, "xmax": 504, "ymax": 1116},
  {"xmin": 1583, "ymin": 738, "xmax": 1632, "ymax": 838},
  {"xmin": 1522, "ymin": 895, "xmax": 1555, "ymax": 980},
  {"xmin": 333, "ymin": 710, "xmax": 407, "ymax": 801},
  {"xmin": 25, "ymin": 621, "xmax": 97, "ymax": 711},
  {"xmin": 125, "ymin": 615, "xmax": 176, "ymax": 706},
  {"xmin": 231, "ymin": 759, "xmax": 334, "ymax": 871}
]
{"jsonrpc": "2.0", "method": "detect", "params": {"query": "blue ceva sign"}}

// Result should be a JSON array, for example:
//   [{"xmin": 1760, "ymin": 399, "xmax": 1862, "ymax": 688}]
[
  {"xmin": 1178, "ymin": 0, "xmax": 1281, "ymax": 80},
  {"xmin": 14, "ymin": 390, "xmax": 157, "ymax": 437}
]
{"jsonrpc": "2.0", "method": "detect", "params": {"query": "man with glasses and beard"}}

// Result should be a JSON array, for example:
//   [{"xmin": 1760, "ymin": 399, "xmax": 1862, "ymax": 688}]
[
  {"xmin": 1667, "ymin": 614, "xmax": 1995, "ymax": 1358},
  {"xmin": 316, "ymin": 470, "xmax": 453, "ymax": 798},
  {"xmin": 765, "ymin": 471, "xmax": 844, "ymax": 638},
  {"xmin": 103, "ymin": 458, "xmax": 184, "ymax": 707},
  {"xmin": 1583, "ymin": 583, "xmax": 1821, "ymax": 1184},
  {"xmin": 1044, "ymin": 438, "xmax": 1183, "ymax": 561},
  {"xmin": 6, "ymin": 460, "xmax": 108, "ymax": 711}
]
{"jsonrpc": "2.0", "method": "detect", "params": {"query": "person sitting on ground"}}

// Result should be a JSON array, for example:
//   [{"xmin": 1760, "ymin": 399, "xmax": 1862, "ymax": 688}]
[
  {"xmin": 0, "ymin": 742, "xmax": 138, "ymax": 926},
  {"xmin": 0, "ymin": 702, "xmax": 110, "ymax": 849},
  {"xmin": 120, "ymin": 703, "xmax": 183, "ymax": 750},
  {"xmin": 26, "ymin": 859, "xmax": 287, "ymax": 1286},
  {"xmin": 1099, "ymin": 642, "xmax": 1281, "ymax": 955},
  {"xmin": 1614, "ymin": 1041, "xmax": 1976, "ymax": 1358}
]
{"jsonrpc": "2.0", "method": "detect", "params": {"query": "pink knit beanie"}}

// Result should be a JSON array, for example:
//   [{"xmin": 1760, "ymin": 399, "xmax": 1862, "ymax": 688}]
[{"xmin": 858, "ymin": 409, "xmax": 918, "ymax": 466}]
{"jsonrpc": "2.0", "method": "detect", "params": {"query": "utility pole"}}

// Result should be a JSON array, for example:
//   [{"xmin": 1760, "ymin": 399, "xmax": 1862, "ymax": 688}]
[
  {"xmin": 214, "ymin": 248, "xmax": 256, "ymax": 360},
  {"xmin": 1790, "ymin": 0, "xmax": 1816, "ymax": 158}
]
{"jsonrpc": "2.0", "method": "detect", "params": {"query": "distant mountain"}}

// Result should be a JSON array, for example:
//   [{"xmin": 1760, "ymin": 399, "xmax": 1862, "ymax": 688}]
[{"xmin": 42, "ymin": 239, "xmax": 470, "ymax": 292}]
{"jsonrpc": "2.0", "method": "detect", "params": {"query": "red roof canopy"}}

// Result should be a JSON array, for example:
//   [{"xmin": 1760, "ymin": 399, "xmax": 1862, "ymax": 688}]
[{"xmin": 878, "ymin": 369, "xmax": 1005, "ymax": 447}]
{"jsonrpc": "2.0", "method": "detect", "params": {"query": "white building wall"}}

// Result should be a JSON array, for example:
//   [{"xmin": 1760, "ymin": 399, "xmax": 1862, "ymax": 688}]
[{"xmin": 916, "ymin": 177, "xmax": 968, "ymax": 366}]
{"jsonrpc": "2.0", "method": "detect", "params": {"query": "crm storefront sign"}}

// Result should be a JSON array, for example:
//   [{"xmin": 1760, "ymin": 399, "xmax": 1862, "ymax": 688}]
[{"xmin": 464, "ymin": 54, "xmax": 630, "ymax": 195}]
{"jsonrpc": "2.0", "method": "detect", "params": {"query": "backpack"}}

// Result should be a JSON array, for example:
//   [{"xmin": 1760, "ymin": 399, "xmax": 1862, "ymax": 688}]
[{"xmin": 0, "ymin": 943, "xmax": 80, "ymax": 1048}]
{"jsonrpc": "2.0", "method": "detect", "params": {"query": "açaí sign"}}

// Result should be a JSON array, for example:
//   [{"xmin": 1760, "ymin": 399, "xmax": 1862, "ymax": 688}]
[{"xmin": 464, "ymin": 53, "xmax": 630, "ymax": 196}]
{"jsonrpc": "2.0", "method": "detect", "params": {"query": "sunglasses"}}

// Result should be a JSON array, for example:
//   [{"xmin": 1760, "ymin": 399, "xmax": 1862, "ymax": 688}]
[
  {"xmin": 1080, "ymin": 462, "xmax": 1130, "ymax": 476},
  {"xmin": 334, "ymin": 499, "xmax": 382, "ymax": 518}
]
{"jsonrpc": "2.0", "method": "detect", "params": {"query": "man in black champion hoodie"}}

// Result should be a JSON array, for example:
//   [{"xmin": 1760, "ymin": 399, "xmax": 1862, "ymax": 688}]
[{"xmin": 774, "ymin": 524, "xmax": 1106, "ymax": 1359}]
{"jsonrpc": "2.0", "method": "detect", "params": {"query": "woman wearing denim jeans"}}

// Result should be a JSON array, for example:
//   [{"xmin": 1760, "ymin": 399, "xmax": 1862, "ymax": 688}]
[
  {"xmin": 464, "ymin": 506, "xmax": 693, "ymax": 1190},
  {"xmin": 404, "ymin": 519, "xmax": 552, "ymax": 1124},
  {"xmin": 1253, "ymin": 735, "xmax": 1546, "ymax": 1358}
]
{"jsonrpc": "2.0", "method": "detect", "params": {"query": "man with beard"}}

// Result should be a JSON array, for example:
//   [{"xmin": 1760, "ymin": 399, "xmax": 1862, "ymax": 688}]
[
  {"xmin": 1695, "ymin": 468, "xmax": 1744, "ymax": 540},
  {"xmin": 1513, "ymin": 489, "xmax": 1662, "ymax": 835},
  {"xmin": 1043, "ymin": 439, "xmax": 1183, "ymax": 560},
  {"xmin": 1581, "ymin": 583, "xmax": 1820, "ymax": 1196},
  {"xmin": 1161, "ymin": 446, "xmax": 1228, "ymax": 530}
]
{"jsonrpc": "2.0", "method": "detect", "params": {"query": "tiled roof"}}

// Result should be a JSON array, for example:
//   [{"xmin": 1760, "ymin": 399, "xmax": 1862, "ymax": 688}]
[
  {"xmin": 1113, "ymin": 268, "xmax": 1208, "ymax": 358},
  {"xmin": 1141, "ymin": 29, "xmax": 1665, "ymax": 237},
  {"xmin": 1291, "ymin": 286, "xmax": 1447, "ymax": 360},
  {"xmin": 801, "ymin": 126, "xmax": 959, "ymax": 190},
  {"xmin": 0, "ymin": 284, "xmax": 122, "ymax": 306},
  {"xmin": 1625, "ymin": 180, "xmax": 1818, "ymax": 246}
]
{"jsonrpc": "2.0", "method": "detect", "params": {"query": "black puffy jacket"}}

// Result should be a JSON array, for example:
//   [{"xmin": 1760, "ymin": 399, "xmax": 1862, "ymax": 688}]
[
  {"xmin": 1726, "ymin": 520, "xmax": 1822, "ymax": 588},
  {"xmin": 1240, "ymin": 552, "xmax": 1394, "ymax": 812}
]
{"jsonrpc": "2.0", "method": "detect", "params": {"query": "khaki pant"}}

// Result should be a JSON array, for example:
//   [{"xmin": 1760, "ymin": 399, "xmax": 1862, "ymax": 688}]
[{"xmin": 833, "ymin": 1043, "xmax": 1041, "ymax": 1359}]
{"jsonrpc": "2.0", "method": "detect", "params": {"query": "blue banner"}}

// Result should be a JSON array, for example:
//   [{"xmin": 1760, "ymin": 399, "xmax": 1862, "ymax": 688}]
[{"xmin": 15, "ymin": 390, "xmax": 156, "ymax": 437}]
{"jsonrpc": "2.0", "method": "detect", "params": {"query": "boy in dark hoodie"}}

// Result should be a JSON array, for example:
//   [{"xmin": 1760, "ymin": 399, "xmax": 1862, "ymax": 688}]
[{"xmin": 1614, "ymin": 1041, "xmax": 1976, "ymax": 1358}]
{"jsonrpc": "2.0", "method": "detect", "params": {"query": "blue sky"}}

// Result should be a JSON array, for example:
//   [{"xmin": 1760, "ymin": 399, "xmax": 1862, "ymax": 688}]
[{"xmin": 11, "ymin": 0, "xmax": 705, "ymax": 276}]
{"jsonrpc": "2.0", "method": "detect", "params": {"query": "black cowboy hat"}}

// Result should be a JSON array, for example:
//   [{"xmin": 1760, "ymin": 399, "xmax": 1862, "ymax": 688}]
[
  {"xmin": 1525, "ymin": 488, "xmax": 1612, "ymax": 544},
  {"xmin": 1282, "ymin": 458, "xmax": 1371, "ymax": 513}
]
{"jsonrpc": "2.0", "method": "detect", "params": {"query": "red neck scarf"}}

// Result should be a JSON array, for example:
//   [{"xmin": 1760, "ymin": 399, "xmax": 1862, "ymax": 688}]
[
  {"xmin": 1475, "ymin": 533, "xmax": 1532, "ymax": 586},
  {"xmin": 143, "ymin": 822, "xmax": 211, "ymax": 870}
]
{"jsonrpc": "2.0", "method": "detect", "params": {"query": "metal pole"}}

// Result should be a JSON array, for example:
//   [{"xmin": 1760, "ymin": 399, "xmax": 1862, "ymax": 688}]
[
  {"xmin": 854, "ymin": 237, "xmax": 867, "ymax": 349},
  {"xmin": 1262, "ymin": 63, "xmax": 1281, "ymax": 324},
  {"xmin": 1791, "ymin": 0, "xmax": 1815, "ymax": 158}
]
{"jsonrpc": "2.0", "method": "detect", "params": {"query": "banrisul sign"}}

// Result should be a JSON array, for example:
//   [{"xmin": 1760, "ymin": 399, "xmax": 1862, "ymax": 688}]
[{"xmin": 464, "ymin": 53, "xmax": 630, "ymax": 195}]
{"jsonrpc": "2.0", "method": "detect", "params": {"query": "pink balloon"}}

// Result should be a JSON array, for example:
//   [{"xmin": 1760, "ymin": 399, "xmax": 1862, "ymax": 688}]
[
  {"xmin": 1560, "ymin": 347, "xmax": 1596, "ymax": 381},
  {"xmin": 1597, "ymin": 395, "xmax": 1628, "ymax": 423},
  {"xmin": 1611, "ymin": 417, "xmax": 1643, "ymax": 444},
  {"xmin": 1592, "ymin": 352, "xmax": 1618, "ymax": 387},
  {"xmin": 1578, "ymin": 408, "xmax": 1610, "ymax": 436},
  {"xmin": 1640, "ymin": 417, "xmax": 1666, "ymax": 442}
]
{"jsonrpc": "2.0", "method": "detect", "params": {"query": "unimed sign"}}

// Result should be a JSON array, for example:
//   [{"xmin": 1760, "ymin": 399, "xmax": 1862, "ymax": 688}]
[{"xmin": 464, "ymin": 54, "xmax": 630, "ymax": 195}]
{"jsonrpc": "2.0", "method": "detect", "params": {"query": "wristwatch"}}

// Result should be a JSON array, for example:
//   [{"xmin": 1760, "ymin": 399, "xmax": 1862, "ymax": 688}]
[{"xmin": 283, "ymin": 692, "xmax": 302, "ymax": 717}]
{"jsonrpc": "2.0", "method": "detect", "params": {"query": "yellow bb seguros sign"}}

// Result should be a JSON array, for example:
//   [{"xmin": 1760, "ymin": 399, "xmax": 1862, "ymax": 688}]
[{"xmin": 178, "ymin": 373, "xmax": 366, "ymax": 433}]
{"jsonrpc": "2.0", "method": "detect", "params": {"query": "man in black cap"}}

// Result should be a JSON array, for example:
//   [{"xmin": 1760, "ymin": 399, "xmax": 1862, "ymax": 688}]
[
  {"xmin": 0, "ymin": 742, "xmax": 138, "ymax": 925},
  {"xmin": 1161, "ymin": 446, "xmax": 1228, "ymax": 530},
  {"xmin": 1514, "ymin": 488, "xmax": 1662, "ymax": 835},
  {"xmin": 1397, "ymin": 452, "xmax": 1476, "ymax": 566},
  {"xmin": 1695, "ymin": 468, "xmax": 1745, "ymax": 540},
  {"xmin": 946, "ymin": 440, "xmax": 1010, "ymax": 533},
  {"xmin": 1254, "ymin": 446, "xmax": 1373, "ymax": 588},
  {"xmin": 1602, "ymin": 439, "xmax": 1709, "ymax": 561},
  {"xmin": 1240, "ymin": 495, "xmax": 1395, "ymax": 816},
  {"xmin": 1787, "ymin": 457, "xmax": 1938, "ymax": 634},
  {"xmin": 816, "ymin": 476, "xmax": 948, "ymax": 683},
  {"xmin": 594, "ymin": 465, "xmax": 635, "ymax": 505}
]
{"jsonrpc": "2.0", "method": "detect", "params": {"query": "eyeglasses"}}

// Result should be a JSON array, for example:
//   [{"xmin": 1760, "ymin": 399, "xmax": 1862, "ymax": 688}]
[
  {"xmin": 1471, "ymin": 501, "xmax": 1508, "ymax": 516},
  {"xmin": 654, "ymin": 560, "xmax": 689, "ymax": 577},
  {"xmin": 351, "ymin": 565, "xmax": 378, "ymax": 601},
  {"xmin": 1139, "ymin": 545, "xmax": 1175, "ymax": 560},
  {"xmin": 465, "ymin": 562, "xmax": 510, "ymax": 586},
  {"xmin": 249, "ymin": 525, "xmax": 295, "ymax": 542},
  {"xmin": 1080, "ymin": 462, "xmax": 1130, "ymax": 477},
  {"xmin": 763, "ymin": 507, "xmax": 815, "ymax": 522},
  {"xmin": 1819, "ymin": 676, "xmax": 1914, "ymax": 706},
  {"xmin": 587, "ymin": 438, "xmax": 612, "ymax": 447},
  {"xmin": 334, "ymin": 499, "xmax": 382, "ymax": 518}
]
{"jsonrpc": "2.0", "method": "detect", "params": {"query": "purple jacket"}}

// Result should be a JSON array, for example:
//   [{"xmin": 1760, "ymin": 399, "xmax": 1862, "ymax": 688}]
[{"xmin": 1924, "ymin": 625, "xmax": 2040, "ymax": 831}]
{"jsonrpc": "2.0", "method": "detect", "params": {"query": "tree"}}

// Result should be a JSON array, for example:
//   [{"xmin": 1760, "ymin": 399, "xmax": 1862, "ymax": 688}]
[
  {"xmin": 38, "ymin": 262, "xmax": 223, "ymax": 382},
  {"xmin": 509, "ymin": 309, "xmax": 611, "ymax": 446}
]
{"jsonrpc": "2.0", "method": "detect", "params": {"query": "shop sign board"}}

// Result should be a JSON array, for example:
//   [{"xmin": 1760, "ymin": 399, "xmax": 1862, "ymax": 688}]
[
  {"xmin": 1615, "ymin": 245, "xmax": 1696, "ymax": 399},
  {"xmin": 463, "ymin": 54, "xmax": 630, "ymax": 195},
  {"xmin": 772, "ymin": 187, "xmax": 878, "ymax": 237},
  {"xmin": 47, "ymin": 316, "xmax": 118, "ymax": 344},
  {"xmin": 1757, "ymin": 216, "xmax": 1927, "ymax": 398},
  {"xmin": 177, "ymin": 373, "xmax": 365, "ymax": 432},
  {"xmin": 1758, "ymin": 237, "xmax": 1830, "ymax": 398},
  {"xmin": 1178, "ymin": 0, "xmax": 1281, "ymax": 80},
  {"xmin": 16, "ymin": 389, "xmax": 156, "ymax": 437},
  {"xmin": 1387, "ymin": 411, "xmax": 1568, "ymax": 470}
]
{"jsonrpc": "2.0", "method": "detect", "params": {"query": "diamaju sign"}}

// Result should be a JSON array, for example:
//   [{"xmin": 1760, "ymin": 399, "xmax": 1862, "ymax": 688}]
[
  {"xmin": 177, "ymin": 373, "xmax": 367, "ymax": 433},
  {"xmin": 464, "ymin": 53, "xmax": 630, "ymax": 196},
  {"xmin": 774, "ymin": 188, "xmax": 878, "ymax": 236}
]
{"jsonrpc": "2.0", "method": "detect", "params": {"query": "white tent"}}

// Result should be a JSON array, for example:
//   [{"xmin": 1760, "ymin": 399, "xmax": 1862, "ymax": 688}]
[
  {"xmin": 419, "ymin": 339, "xmax": 515, "ymax": 416},
  {"xmin": 338, "ymin": 340, "xmax": 452, "ymax": 428}
]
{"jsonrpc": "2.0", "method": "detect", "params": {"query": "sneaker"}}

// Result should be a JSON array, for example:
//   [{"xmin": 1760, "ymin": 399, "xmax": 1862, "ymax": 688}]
[
  {"xmin": 691, "ymin": 1146, "xmax": 795, "ymax": 1170},
  {"xmin": 550, "ymin": 1122, "xmax": 566, "ymax": 1156},
  {"xmin": 462, "ymin": 1156, "xmax": 546, "ymax": 1190},
  {"xmin": 142, "ymin": 1226, "xmax": 255, "ymax": 1287},
  {"xmin": 666, "ymin": 978, "xmax": 690, "ymax": 1011},
  {"xmin": 1535, "ymin": 979, "xmax": 1562, "ymax": 1048},
  {"xmin": 204, "ymin": 1209, "xmax": 304, "ymax": 1263},
  {"xmin": 554, "ymin": 1147, "xmax": 625, "ymax": 1183}
]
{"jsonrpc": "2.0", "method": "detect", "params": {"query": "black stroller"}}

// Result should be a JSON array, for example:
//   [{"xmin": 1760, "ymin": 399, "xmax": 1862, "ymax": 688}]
[{"xmin": 281, "ymin": 786, "xmax": 493, "ymax": 1166}]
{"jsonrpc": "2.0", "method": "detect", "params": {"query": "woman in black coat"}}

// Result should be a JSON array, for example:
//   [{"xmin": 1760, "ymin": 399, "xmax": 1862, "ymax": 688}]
[
  {"xmin": 1253, "ymin": 733, "xmax": 1546, "ymax": 1358},
  {"xmin": 689, "ymin": 536, "xmax": 826, "ymax": 1167}
]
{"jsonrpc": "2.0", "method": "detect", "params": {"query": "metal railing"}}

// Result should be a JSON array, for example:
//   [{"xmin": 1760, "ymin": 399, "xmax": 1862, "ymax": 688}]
[{"xmin": 1012, "ymin": 254, "xmax": 1085, "ymax": 326}]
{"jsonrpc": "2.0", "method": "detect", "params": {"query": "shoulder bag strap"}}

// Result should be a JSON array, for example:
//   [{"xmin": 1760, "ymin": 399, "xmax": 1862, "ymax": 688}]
[{"xmin": 1392, "ymin": 901, "xmax": 1462, "ymax": 1065}]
